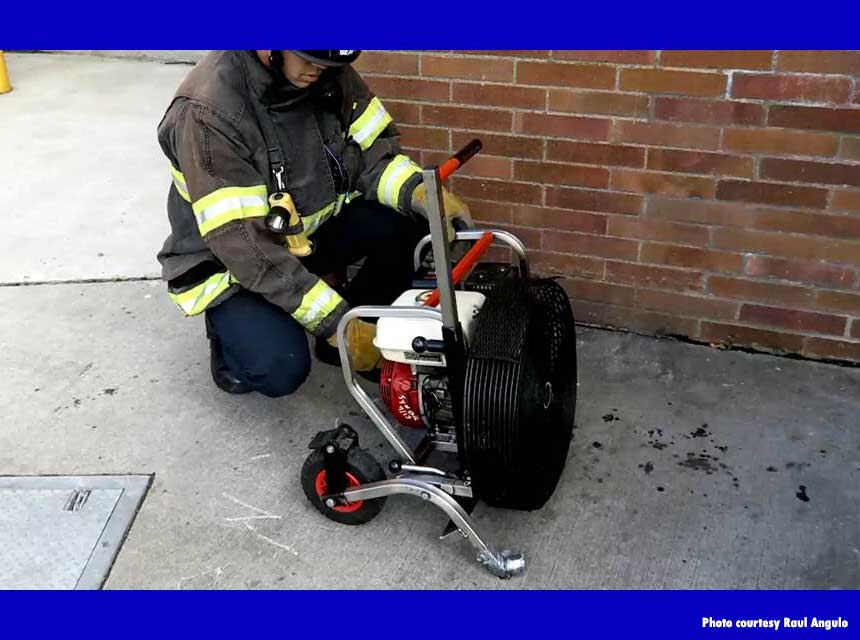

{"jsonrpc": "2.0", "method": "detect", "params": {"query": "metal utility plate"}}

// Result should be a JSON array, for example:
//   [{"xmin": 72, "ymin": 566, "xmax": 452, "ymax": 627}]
[{"xmin": 0, "ymin": 475, "xmax": 151, "ymax": 589}]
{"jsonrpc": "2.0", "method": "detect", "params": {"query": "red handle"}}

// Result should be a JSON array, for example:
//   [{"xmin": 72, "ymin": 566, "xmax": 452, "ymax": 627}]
[
  {"xmin": 422, "ymin": 231, "xmax": 494, "ymax": 308},
  {"xmin": 438, "ymin": 139, "xmax": 483, "ymax": 181}
]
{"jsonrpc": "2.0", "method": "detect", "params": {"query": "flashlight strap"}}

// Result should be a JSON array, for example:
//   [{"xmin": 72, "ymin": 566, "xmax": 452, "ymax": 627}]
[{"xmin": 249, "ymin": 95, "xmax": 289, "ymax": 193}]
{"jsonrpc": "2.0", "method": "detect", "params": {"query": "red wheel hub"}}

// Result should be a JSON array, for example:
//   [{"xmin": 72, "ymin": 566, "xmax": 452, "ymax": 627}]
[{"xmin": 314, "ymin": 470, "xmax": 364, "ymax": 513}]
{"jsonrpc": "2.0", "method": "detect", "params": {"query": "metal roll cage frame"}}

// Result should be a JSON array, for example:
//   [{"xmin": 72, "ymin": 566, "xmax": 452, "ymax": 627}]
[{"xmin": 323, "ymin": 163, "xmax": 530, "ymax": 579}]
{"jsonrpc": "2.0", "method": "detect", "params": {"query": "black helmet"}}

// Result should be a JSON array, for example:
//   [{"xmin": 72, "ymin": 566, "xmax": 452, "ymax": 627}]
[{"xmin": 290, "ymin": 50, "xmax": 361, "ymax": 67}]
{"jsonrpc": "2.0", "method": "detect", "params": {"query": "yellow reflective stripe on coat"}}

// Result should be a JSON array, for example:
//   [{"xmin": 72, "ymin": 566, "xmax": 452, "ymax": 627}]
[
  {"xmin": 192, "ymin": 185, "xmax": 269, "ymax": 236},
  {"xmin": 292, "ymin": 280, "xmax": 344, "ymax": 332},
  {"xmin": 301, "ymin": 191, "xmax": 362, "ymax": 236},
  {"xmin": 377, "ymin": 155, "xmax": 421, "ymax": 209},
  {"xmin": 170, "ymin": 165, "xmax": 191, "ymax": 202},
  {"xmin": 170, "ymin": 271, "xmax": 236, "ymax": 316},
  {"xmin": 348, "ymin": 97, "xmax": 392, "ymax": 151}
]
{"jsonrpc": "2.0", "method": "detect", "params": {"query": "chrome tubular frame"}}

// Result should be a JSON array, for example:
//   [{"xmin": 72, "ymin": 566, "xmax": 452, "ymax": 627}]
[
  {"xmin": 336, "ymin": 478, "xmax": 525, "ymax": 579},
  {"xmin": 329, "ymin": 165, "xmax": 527, "ymax": 579},
  {"xmin": 413, "ymin": 229, "xmax": 530, "ymax": 281}
]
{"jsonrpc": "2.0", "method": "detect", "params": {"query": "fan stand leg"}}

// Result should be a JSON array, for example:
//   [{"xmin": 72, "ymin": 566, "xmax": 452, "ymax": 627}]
[
  {"xmin": 440, "ymin": 496, "xmax": 477, "ymax": 539},
  {"xmin": 331, "ymin": 477, "xmax": 526, "ymax": 579}
]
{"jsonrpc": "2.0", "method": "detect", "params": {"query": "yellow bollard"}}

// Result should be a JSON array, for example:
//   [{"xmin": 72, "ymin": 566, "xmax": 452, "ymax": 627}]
[{"xmin": 0, "ymin": 51, "xmax": 12, "ymax": 94}]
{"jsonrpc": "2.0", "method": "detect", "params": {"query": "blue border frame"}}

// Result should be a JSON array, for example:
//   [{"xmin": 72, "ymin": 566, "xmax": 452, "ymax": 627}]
[
  {"xmin": 5, "ymin": 0, "xmax": 860, "ymax": 48},
  {"xmin": 1, "ymin": 591, "xmax": 856, "ymax": 638}
]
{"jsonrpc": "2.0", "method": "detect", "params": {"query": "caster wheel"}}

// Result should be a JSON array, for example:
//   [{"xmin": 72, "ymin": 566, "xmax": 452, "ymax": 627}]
[{"xmin": 301, "ymin": 448, "xmax": 386, "ymax": 525}]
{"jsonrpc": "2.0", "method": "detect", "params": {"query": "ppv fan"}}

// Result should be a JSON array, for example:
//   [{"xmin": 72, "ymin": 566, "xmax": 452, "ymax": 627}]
[{"xmin": 300, "ymin": 139, "xmax": 577, "ymax": 578}]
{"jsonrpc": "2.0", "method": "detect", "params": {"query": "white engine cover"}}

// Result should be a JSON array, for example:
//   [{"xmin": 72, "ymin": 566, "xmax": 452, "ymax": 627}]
[{"xmin": 374, "ymin": 289, "xmax": 486, "ymax": 367}]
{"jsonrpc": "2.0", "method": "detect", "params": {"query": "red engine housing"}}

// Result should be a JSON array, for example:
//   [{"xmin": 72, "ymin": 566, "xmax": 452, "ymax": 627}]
[{"xmin": 380, "ymin": 360, "xmax": 424, "ymax": 428}]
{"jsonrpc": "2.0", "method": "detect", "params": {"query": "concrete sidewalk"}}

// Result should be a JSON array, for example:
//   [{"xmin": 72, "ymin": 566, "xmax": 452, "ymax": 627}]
[{"xmin": 1, "ymin": 53, "xmax": 859, "ymax": 589}]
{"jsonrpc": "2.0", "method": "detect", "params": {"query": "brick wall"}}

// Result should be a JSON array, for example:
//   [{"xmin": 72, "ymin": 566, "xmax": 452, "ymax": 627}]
[{"xmin": 354, "ymin": 50, "xmax": 860, "ymax": 365}]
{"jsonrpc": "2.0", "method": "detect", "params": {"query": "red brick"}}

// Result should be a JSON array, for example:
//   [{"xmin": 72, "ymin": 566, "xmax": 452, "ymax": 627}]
[
  {"xmin": 745, "ymin": 255, "xmax": 857, "ymax": 289},
  {"xmin": 385, "ymin": 100, "xmax": 420, "ymax": 125},
  {"xmin": 740, "ymin": 304, "xmax": 846, "ymax": 335},
  {"xmin": 841, "ymin": 136, "xmax": 860, "ymax": 161},
  {"xmin": 398, "ymin": 125, "xmax": 449, "ymax": 150},
  {"xmin": 619, "ymin": 68, "xmax": 727, "ymax": 97},
  {"xmin": 452, "ymin": 177, "xmax": 541, "ymax": 205},
  {"xmin": 740, "ymin": 304, "xmax": 845, "ymax": 335},
  {"xmin": 853, "ymin": 320, "xmax": 860, "ymax": 339},
  {"xmin": 831, "ymin": 189, "xmax": 860, "ymax": 212},
  {"xmin": 460, "ymin": 199, "xmax": 512, "ymax": 224},
  {"xmin": 528, "ymin": 251, "xmax": 605, "ymax": 279},
  {"xmin": 707, "ymin": 276, "xmax": 814, "ymax": 307},
  {"xmin": 654, "ymin": 97, "xmax": 765, "ymax": 126},
  {"xmin": 548, "ymin": 91, "xmax": 649, "ymax": 118},
  {"xmin": 641, "ymin": 243, "xmax": 744, "ymax": 273},
  {"xmin": 565, "ymin": 279, "xmax": 638, "ymax": 307},
  {"xmin": 452, "ymin": 132, "xmax": 543, "ymax": 159},
  {"xmin": 514, "ymin": 161, "xmax": 609, "ymax": 188},
  {"xmin": 639, "ymin": 289, "xmax": 738, "ymax": 320},
  {"xmin": 732, "ymin": 74, "xmax": 851, "ymax": 104},
  {"xmin": 815, "ymin": 290, "xmax": 860, "ymax": 315},
  {"xmin": 607, "ymin": 217, "xmax": 710, "ymax": 245},
  {"xmin": 553, "ymin": 50, "xmax": 657, "ymax": 64},
  {"xmin": 515, "ymin": 112, "xmax": 611, "ymax": 141},
  {"xmin": 545, "ymin": 187, "xmax": 644, "ymax": 215},
  {"xmin": 423, "ymin": 151, "xmax": 512, "ymax": 180},
  {"xmin": 477, "ymin": 221, "xmax": 542, "ymax": 245},
  {"xmin": 661, "ymin": 50, "xmax": 773, "ymax": 70},
  {"xmin": 415, "ymin": 150, "xmax": 433, "ymax": 167},
  {"xmin": 700, "ymin": 322, "xmax": 805, "ymax": 352},
  {"xmin": 452, "ymin": 82, "xmax": 546, "ymax": 110},
  {"xmin": 542, "ymin": 231, "xmax": 639, "ymax": 260},
  {"xmin": 422, "ymin": 105, "xmax": 511, "ymax": 132},
  {"xmin": 715, "ymin": 228, "xmax": 860, "ymax": 265},
  {"xmin": 517, "ymin": 62, "xmax": 615, "ymax": 89},
  {"xmin": 546, "ymin": 141, "xmax": 645, "ymax": 168},
  {"xmin": 605, "ymin": 261, "xmax": 704, "ymax": 291},
  {"xmin": 645, "ymin": 197, "xmax": 753, "ymax": 227},
  {"xmin": 353, "ymin": 52, "xmax": 419, "ymax": 76},
  {"xmin": 752, "ymin": 210, "xmax": 860, "ymax": 239},
  {"xmin": 422, "ymin": 55, "xmax": 513, "ymax": 82},
  {"xmin": 803, "ymin": 337, "xmax": 860, "ymax": 363},
  {"xmin": 573, "ymin": 300, "xmax": 700, "ymax": 337},
  {"xmin": 647, "ymin": 149, "xmax": 754, "ymax": 178},
  {"xmin": 722, "ymin": 128, "xmax": 839, "ymax": 157},
  {"xmin": 482, "ymin": 246, "xmax": 511, "ymax": 263},
  {"xmin": 612, "ymin": 169, "xmax": 716, "ymax": 199},
  {"xmin": 769, "ymin": 105, "xmax": 860, "ymax": 134},
  {"xmin": 716, "ymin": 180, "xmax": 828, "ymax": 209},
  {"xmin": 462, "ymin": 51, "xmax": 550, "ymax": 59},
  {"xmin": 760, "ymin": 158, "xmax": 860, "ymax": 188},
  {"xmin": 513, "ymin": 207, "xmax": 607, "ymax": 234},
  {"xmin": 778, "ymin": 50, "xmax": 860, "ymax": 75},
  {"xmin": 366, "ymin": 76, "xmax": 450, "ymax": 102},
  {"xmin": 613, "ymin": 121, "xmax": 721, "ymax": 150}
]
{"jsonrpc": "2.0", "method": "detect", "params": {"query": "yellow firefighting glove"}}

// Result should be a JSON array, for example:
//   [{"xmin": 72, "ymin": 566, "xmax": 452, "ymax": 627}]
[
  {"xmin": 410, "ymin": 184, "xmax": 473, "ymax": 242},
  {"xmin": 326, "ymin": 318, "xmax": 382, "ymax": 373}
]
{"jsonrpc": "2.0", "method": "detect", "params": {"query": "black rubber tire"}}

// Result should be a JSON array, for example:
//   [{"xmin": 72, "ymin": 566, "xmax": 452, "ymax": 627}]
[{"xmin": 301, "ymin": 447, "xmax": 386, "ymax": 525}]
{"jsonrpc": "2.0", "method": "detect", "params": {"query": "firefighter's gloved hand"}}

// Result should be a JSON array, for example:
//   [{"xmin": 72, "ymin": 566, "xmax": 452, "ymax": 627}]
[
  {"xmin": 410, "ymin": 184, "xmax": 473, "ymax": 242},
  {"xmin": 326, "ymin": 318, "xmax": 382, "ymax": 372}
]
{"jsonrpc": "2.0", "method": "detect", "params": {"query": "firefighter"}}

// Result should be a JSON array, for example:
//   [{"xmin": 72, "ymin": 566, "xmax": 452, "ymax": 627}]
[{"xmin": 156, "ymin": 50, "xmax": 471, "ymax": 397}]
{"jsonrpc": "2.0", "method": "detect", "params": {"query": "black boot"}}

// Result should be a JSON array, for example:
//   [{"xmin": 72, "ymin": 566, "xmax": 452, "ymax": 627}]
[
  {"xmin": 314, "ymin": 336, "xmax": 381, "ymax": 383},
  {"xmin": 314, "ymin": 336, "xmax": 341, "ymax": 367},
  {"xmin": 206, "ymin": 316, "xmax": 252, "ymax": 395}
]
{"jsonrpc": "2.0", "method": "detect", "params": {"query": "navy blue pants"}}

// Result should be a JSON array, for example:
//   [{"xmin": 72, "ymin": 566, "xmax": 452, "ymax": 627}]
[{"xmin": 205, "ymin": 198, "xmax": 428, "ymax": 397}]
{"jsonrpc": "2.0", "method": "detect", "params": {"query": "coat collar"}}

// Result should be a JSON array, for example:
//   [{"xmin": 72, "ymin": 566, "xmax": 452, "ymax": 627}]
[{"xmin": 239, "ymin": 50, "xmax": 311, "ymax": 110}]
